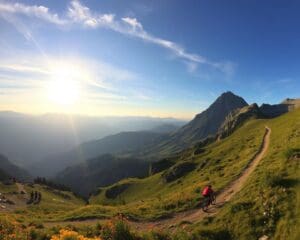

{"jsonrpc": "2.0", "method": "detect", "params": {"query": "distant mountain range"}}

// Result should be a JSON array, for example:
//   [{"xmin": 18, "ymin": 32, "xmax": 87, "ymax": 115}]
[
  {"xmin": 56, "ymin": 154, "xmax": 149, "ymax": 197},
  {"xmin": 46, "ymin": 92, "xmax": 248, "ymax": 178},
  {"xmin": 53, "ymin": 92, "xmax": 300, "ymax": 196},
  {"xmin": 35, "ymin": 131, "xmax": 167, "ymax": 177},
  {"xmin": 0, "ymin": 112, "xmax": 185, "ymax": 170},
  {"xmin": 0, "ymin": 154, "xmax": 31, "ymax": 182},
  {"xmin": 1, "ymin": 92, "xmax": 299, "ymax": 198}
]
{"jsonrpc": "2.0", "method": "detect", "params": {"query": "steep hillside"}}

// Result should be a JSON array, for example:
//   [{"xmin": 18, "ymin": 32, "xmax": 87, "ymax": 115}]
[
  {"xmin": 0, "ymin": 168, "xmax": 11, "ymax": 182},
  {"xmin": 141, "ymin": 91, "xmax": 248, "ymax": 156},
  {"xmin": 90, "ymin": 118, "xmax": 266, "ymax": 209},
  {"xmin": 218, "ymin": 103, "xmax": 263, "ymax": 139},
  {"xmin": 81, "ymin": 108, "xmax": 300, "ymax": 239},
  {"xmin": 0, "ymin": 182, "xmax": 85, "ymax": 223},
  {"xmin": 38, "ymin": 131, "xmax": 165, "ymax": 177},
  {"xmin": 150, "ymin": 123, "xmax": 180, "ymax": 133},
  {"xmin": 56, "ymin": 154, "xmax": 149, "ymax": 197},
  {"xmin": 0, "ymin": 154, "xmax": 31, "ymax": 181},
  {"xmin": 1, "ymin": 105, "xmax": 299, "ymax": 240}
]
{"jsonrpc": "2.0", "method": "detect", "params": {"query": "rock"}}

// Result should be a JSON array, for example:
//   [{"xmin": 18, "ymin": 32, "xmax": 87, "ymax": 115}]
[
  {"xmin": 218, "ymin": 103, "xmax": 262, "ymax": 139},
  {"xmin": 259, "ymin": 103, "xmax": 289, "ymax": 118}
]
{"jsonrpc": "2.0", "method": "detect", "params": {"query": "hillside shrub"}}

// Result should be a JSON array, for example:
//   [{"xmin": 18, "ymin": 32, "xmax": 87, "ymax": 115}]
[
  {"xmin": 196, "ymin": 229, "xmax": 232, "ymax": 240},
  {"xmin": 283, "ymin": 148, "xmax": 300, "ymax": 160},
  {"xmin": 148, "ymin": 232, "xmax": 171, "ymax": 240},
  {"xmin": 149, "ymin": 159, "xmax": 175, "ymax": 175},
  {"xmin": 194, "ymin": 148, "xmax": 205, "ymax": 155},
  {"xmin": 162, "ymin": 162, "xmax": 196, "ymax": 182},
  {"xmin": 230, "ymin": 201, "xmax": 254, "ymax": 213},
  {"xmin": 105, "ymin": 184, "xmax": 130, "ymax": 199},
  {"xmin": 263, "ymin": 173, "xmax": 285, "ymax": 188},
  {"xmin": 34, "ymin": 177, "xmax": 70, "ymax": 192}
]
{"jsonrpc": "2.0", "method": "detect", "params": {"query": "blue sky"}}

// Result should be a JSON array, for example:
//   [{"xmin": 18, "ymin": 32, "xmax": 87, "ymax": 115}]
[{"xmin": 0, "ymin": 0, "xmax": 299, "ymax": 119}]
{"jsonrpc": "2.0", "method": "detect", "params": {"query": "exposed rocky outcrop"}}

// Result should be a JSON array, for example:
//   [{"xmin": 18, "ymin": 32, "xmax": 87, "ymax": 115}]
[
  {"xmin": 259, "ymin": 98, "xmax": 300, "ymax": 118},
  {"xmin": 259, "ymin": 104, "xmax": 289, "ymax": 118},
  {"xmin": 218, "ymin": 104, "xmax": 262, "ymax": 139}
]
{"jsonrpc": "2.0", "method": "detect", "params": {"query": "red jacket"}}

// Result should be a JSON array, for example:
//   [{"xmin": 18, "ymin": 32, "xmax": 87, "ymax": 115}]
[{"xmin": 202, "ymin": 186, "xmax": 213, "ymax": 196}]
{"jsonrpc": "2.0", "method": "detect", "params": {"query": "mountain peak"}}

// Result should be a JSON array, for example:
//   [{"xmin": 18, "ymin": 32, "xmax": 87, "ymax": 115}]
[
  {"xmin": 220, "ymin": 91, "xmax": 235, "ymax": 97},
  {"xmin": 166, "ymin": 91, "xmax": 248, "ymax": 150},
  {"xmin": 218, "ymin": 91, "xmax": 246, "ymax": 101},
  {"xmin": 210, "ymin": 91, "xmax": 248, "ymax": 110}
]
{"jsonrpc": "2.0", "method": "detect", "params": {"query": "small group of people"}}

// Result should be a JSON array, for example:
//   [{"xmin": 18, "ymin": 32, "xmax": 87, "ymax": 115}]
[{"xmin": 27, "ymin": 191, "xmax": 42, "ymax": 204}]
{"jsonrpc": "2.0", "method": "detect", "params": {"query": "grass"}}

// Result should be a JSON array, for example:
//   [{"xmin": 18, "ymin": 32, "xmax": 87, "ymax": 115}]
[
  {"xmin": 187, "ymin": 108, "xmax": 300, "ymax": 240},
  {"xmin": 87, "ymin": 118, "xmax": 267, "ymax": 220},
  {"xmin": 86, "ymin": 109, "xmax": 299, "ymax": 239},
  {"xmin": 1, "ymin": 108, "xmax": 299, "ymax": 239},
  {"xmin": 0, "ymin": 184, "xmax": 85, "ymax": 224},
  {"xmin": 0, "ymin": 182, "xmax": 17, "ymax": 193}
]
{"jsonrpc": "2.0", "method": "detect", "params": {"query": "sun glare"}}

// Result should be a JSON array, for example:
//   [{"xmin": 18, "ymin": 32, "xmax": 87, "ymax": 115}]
[{"xmin": 46, "ymin": 63, "xmax": 81, "ymax": 106}]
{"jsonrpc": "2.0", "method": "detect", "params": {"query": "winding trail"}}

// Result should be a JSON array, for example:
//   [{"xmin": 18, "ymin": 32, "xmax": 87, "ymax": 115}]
[
  {"xmin": 130, "ymin": 127, "xmax": 271, "ymax": 231},
  {"xmin": 46, "ymin": 127, "xmax": 271, "ymax": 231}
]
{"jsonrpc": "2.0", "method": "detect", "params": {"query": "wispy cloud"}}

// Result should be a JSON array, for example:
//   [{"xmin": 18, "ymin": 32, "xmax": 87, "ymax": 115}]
[
  {"xmin": 0, "ymin": 1, "xmax": 66, "ymax": 25},
  {"xmin": 0, "ymin": 0, "xmax": 236, "ymax": 76}
]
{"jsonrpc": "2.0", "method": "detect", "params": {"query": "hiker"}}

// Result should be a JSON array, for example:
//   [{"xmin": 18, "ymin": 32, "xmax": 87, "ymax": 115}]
[
  {"xmin": 202, "ymin": 185, "xmax": 214, "ymax": 206},
  {"xmin": 27, "ymin": 191, "xmax": 34, "ymax": 204},
  {"xmin": 30, "ymin": 191, "xmax": 34, "ymax": 200},
  {"xmin": 37, "ymin": 192, "xmax": 42, "ymax": 203},
  {"xmin": 34, "ymin": 191, "xmax": 38, "ymax": 201}
]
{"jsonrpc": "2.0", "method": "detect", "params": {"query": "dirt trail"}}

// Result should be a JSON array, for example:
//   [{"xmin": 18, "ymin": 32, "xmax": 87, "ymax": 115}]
[
  {"xmin": 16, "ymin": 182, "xmax": 27, "ymax": 194},
  {"xmin": 130, "ymin": 127, "xmax": 271, "ymax": 231},
  {"xmin": 47, "ymin": 127, "xmax": 271, "ymax": 231},
  {"xmin": 0, "ymin": 183, "xmax": 28, "ymax": 211}
]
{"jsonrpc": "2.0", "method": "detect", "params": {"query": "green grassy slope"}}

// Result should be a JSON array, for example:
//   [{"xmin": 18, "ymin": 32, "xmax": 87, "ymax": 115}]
[
  {"xmin": 1, "ymin": 109, "xmax": 298, "ymax": 240},
  {"xmin": 184, "ymin": 108, "xmax": 300, "ymax": 240},
  {"xmin": 86, "ymin": 109, "xmax": 298, "ymax": 239},
  {"xmin": 0, "ymin": 182, "xmax": 18, "ymax": 193},
  {"xmin": 0, "ymin": 183, "xmax": 85, "ymax": 223},
  {"xmin": 86, "ymin": 118, "xmax": 267, "ymax": 219}
]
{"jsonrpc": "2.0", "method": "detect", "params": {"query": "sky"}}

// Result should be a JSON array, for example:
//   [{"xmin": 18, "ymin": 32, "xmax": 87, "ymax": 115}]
[{"xmin": 0, "ymin": 0, "xmax": 299, "ymax": 119}]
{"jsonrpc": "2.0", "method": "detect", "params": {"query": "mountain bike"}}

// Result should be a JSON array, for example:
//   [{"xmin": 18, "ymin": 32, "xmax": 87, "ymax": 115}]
[{"xmin": 201, "ymin": 193, "xmax": 216, "ymax": 212}]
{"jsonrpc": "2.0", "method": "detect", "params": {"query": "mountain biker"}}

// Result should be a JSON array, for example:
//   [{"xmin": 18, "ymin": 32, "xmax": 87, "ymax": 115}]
[{"xmin": 202, "ymin": 185, "xmax": 214, "ymax": 206}]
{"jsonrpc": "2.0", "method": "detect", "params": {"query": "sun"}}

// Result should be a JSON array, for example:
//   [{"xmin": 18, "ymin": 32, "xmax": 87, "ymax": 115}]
[{"xmin": 46, "ymin": 63, "xmax": 81, "ymax": 106}]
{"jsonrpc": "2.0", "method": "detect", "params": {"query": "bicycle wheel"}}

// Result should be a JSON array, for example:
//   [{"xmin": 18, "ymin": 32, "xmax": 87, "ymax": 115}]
[
  {"xmin": 201, "ymin": 197, "xmax": 210, "ymax": 212},
  {"xmin": 211, "ymin": 194, "xmax": 216, "ymax": 205}
]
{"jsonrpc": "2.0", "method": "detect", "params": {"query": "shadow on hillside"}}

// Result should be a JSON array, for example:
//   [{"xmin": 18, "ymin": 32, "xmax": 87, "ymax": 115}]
[{"xmin": 274, "ymin": 178, "xmax": 299, "ymax": 188}]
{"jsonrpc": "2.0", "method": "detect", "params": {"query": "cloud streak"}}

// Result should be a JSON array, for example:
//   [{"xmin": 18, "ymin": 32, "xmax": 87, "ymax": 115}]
[
  {"xmin": 0, "ymin": 0, "xmax": 235, "ymax": 75},
  {"xmin": 0, "ymin": 1, "xmax": 66, "ymax": 25}
]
